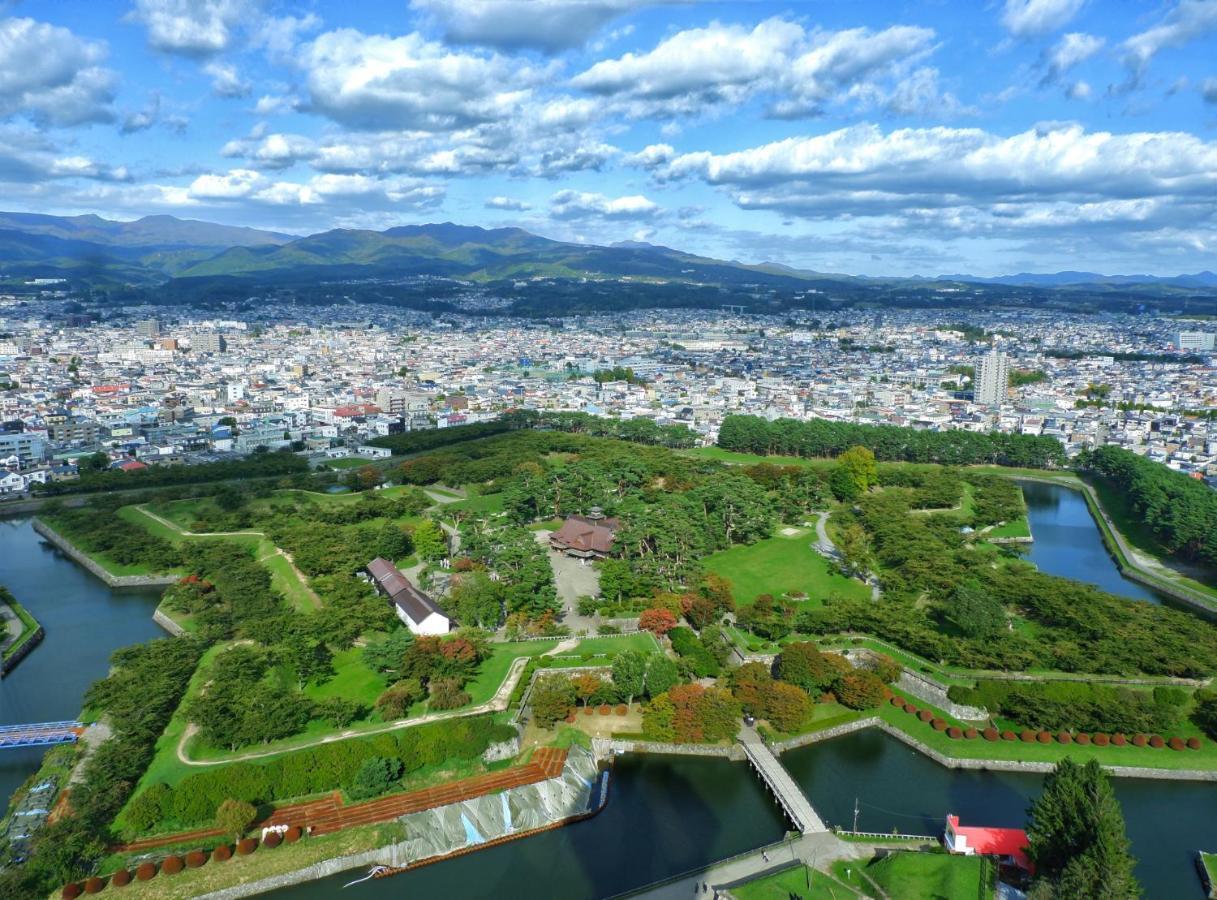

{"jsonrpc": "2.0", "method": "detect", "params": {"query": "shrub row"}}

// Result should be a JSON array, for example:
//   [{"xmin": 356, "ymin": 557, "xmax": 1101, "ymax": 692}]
[
  {"xmin": 893, "ymin": 699, "xmax": 1203, "ymax": 751},
  {"xmin": 60, "ymin": 828, "xmax": 306, "ymax": 897}
]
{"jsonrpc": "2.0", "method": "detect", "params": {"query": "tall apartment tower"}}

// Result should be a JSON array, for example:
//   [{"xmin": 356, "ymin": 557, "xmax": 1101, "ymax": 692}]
[
  {"xmin": 136, "ymin": 318, "xmax": 161, "ymax": 339},
  {"xmin": 974, "ymin": 349, "xmax": 1010, "ymax": 405},
  {"xmin": 1176, "ymin": 331, "xmax": 1215, "ymax": 351}
]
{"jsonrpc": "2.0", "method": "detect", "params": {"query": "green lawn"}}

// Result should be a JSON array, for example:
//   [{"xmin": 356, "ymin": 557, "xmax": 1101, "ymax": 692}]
[
  {"xmin": 865, "ymin": 851, "xmax": 990, "ymax": 900},
  {"xmin": 324, "ymin": 456, "xmax": 379, "ymax": 469},
  {"xmin": 1201, "ymin": 852, "xmax": 1217, "ymax": 889},
  {"xmin": 733, "ymin": 863, "xmax": 863, "ymax": 899},
  {"xmin": 987, "ymin": 516, "xmax": 1031, "ymax": 539},
  {"xmin": 446, "ymin": 489, "xmax": 505, "ymax": 515},
  {"xmin": 682, "ymin": 447, "xmax": 831, "ymax": 468},
  {"xmin": 560, "ymin": 633, "xmax": 661, "ymax": 656},
  {"xmin": 303, "ymin": 644, "xmax": 389, "ymax": 708},
  {"xmin": 1, "ymin": 595, "xmax": 40, "ymax": 660},
  {"xmin": 879, "ymin": 686, "xmax": 1217, "ymax": 772},
  {"xmin": 703, "ymin": 530, "xmax": 871, "ymax": 606}
]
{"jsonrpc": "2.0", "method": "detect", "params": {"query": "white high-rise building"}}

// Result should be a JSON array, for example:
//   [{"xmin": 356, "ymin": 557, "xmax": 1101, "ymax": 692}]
[
  {"xmin": 1175, "ymin": 331, "xmax": 1215, "ymax": 351},
  {"xmin": 975, "ymin": 349, "xmax": 1010, "ymax": 405}
]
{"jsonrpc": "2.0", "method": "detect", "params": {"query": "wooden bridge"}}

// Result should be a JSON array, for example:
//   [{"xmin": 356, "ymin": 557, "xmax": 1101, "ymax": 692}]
[
  {"xmin": 738, "ymin": 727, "xmax": 827, "ymax": 834},
  {"xmin": 0, "ymin": 721, "xmax": 84, "ymax": 749}
]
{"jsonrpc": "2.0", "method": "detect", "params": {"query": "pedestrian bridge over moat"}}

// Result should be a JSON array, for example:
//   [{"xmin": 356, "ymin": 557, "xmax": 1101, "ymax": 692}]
[
  {"xmin": 0, "ymin": 721, "xmax": 84, "ymax": 749},
  {"xmin": 738, "ymin": 727, "xmax": 827, "ymax": 834}
]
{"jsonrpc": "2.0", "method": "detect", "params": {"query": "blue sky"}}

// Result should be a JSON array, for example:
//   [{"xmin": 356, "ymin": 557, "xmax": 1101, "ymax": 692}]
[{"xmin": 2, "ymin": 0, "xmax": 1216, "ymax": 275}]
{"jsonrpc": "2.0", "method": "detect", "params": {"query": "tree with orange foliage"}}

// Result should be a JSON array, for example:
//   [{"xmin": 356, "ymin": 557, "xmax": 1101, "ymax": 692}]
[{"xmin": 639, "ymin": 607, "xmax": 678, "ymax": 636}]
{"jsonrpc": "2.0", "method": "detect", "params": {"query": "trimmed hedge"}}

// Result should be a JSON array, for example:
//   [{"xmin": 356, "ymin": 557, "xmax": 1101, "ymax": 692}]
[
  {"xmin": 1057, "ymin": 731, "xmax": 1072, "ymax": 745},
  {"xmin": 1020, "ymin": 729, "xmax": 1036, "ymax": 743},
  {"xmin": 84, "ymin": 877, "xmax": 105, "ymax": 895},
  {"xmin": 918, "ymin": 710, "xmax": 933, "ymax": 723},
  {"xmin": 1149, "ymin": 735, "xmax": 1166, "ymax": 749},
  {"xmin": 1076, "ymin": 733, "xmax": 1091, "ymax": 746},
  {"xmin": 1113, "ymin": 733, "xmax": 1127, "ymax": 746},
  {"xmin": 983, "ymin": 727, "xmax": 999, "ymax": 741},
  {"xmin": 135, "ymin": 863, "xmax": 156, "ymax": 882},
  {"xmin": 111, "ymin": 870, "xmax": 131, "ymax": 888},
  {"xmin": 1169, "ymin": 736, "xmax": 1186, "ymax": 751},
  {"xmin": 947, "ymin": 727, "xmax": 962, "ymax": 739},
  {"xmin": 62, "ymin": 884, "xmax": 81, "ymax": 899},
  {"xmin": 1132, "ymin": 734, "xmax": 1148, "ymax": 747},
  {"xmin": 161, "ymin": 856, "xmax": 183, "ymax": 875},
  {"xmin": 285, "ymin": 826, "xmax": 302, "ymax": 843},
  {"xmin": 964, "ymin": 728, "xmax": 978, "ymax": 740},
  {"xmin": 1037, "ymin": 731, "xmax": 1052, "ymax": 744},
  {"xmin": 185, "ymin": 850, "xmax": 207, "ymax": 868},
  {"xmin": 212, "ymin": 845, "xmax": 232, "ymax": 863},
  {"xmin": 1188, "ymin": 737, "xmax": 1203, "ymax": 750},
  {"xmin": 1093, "ymin": 733, "xmax": 1110, "ymax": 746},
  {"xmin": 237, "ymin": 838, "xmax": 258, "ymax": 855},
  {"xmin": 264, "ymin": 833, "xmax": 282, "ymax": 849},
  {"xmin": 1001, "ymin": 730, "xmax": 1016, "ymax": 741}
]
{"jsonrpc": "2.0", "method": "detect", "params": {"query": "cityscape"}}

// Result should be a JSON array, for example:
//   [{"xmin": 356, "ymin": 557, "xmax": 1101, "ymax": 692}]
[{"xmin": 2, "ymin": 2, "xmax": 1217, "ymax": 900}]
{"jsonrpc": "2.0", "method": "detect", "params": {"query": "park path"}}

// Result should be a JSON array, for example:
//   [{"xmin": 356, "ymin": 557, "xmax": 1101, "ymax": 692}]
[
  {"xmin": 174, "ymin": 638, "xmax": 578, "ymax": 767},
  {"xmin": 812, "ymin": 511, "xmax": 881, "ymax": 601},
  {"xmin": 132, "ymin": 505, "xmax": 322, "ymax": 609}
]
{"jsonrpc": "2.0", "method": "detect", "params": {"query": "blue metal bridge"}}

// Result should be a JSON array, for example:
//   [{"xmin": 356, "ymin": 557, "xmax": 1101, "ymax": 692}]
[{"xmin": 0, "ymin": 721, "xmax": 84, "ymax": 749}]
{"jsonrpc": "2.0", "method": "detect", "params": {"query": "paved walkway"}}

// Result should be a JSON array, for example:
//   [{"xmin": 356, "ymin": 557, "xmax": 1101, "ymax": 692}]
[
  {"xmin": 738, "ymin": 727, "xmax": 827, "ymax": 834},
  {"xmin": 533, "ymin": 530, "xmax": 600, "ymax": 632},
  {"xmin": 631, "ymin": 831, "xmax": 860, "ymax": 899}
]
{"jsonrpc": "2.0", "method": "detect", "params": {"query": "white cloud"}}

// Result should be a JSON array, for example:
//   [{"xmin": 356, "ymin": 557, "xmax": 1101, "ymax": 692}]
[
  {"xmin": 1203, "ymin": 78, "xmax": 1217, "ymax": 103},
  {"xmin": 572, "ymin": 18, "xmax": 951, "ymax": 119},
  {"xmin": 411, "ymin": 0, "xmax": 655, "ymax": 52},
  {"xmin": 253, "ymin": 94, "xmax": 299, "ymax": 115},
  {"xmin": 129, "ymin": 0, "xmax": 256, "ymax": 57},
  {"xmin": 650, "ymin": 123, "xmax": 1217, "ymax": 239},
  {"xmin": 301, "ymin": 28, "xmax": 550, "ymax": 131},
  {"xmin": 203, "ymin": 61, "xmax": 251, "ymax": 98},
  {"xmin": 0, "ymin": 17, "xmax": 116, "ymax": 126},
  {"xmin": 550, "ymin": 189, "xmax": 658, "ymax": 219},
  {"xmin": 485, "ymin": 196, "xmax": 532, "ymax": 210},
  {"xmin": 121, "ymin": 92, "xmax": 161, "ymax": 133},
  {"xmin": 1001, "ymin": 0, "xmax": 1085, "ymax": 38},
  {"xmin": 220, "ymin": 132, "xmax": 315, "ymax": 168},
  {"xmin": 184, "ymin": 167, "xmax": 444, "ymax": 209},
  {"xmin": 1123, "ymin": 0, "xmax": 1217, "ymax": 81},
  {"xmin": 1044, "ymin": 32, "xmax": 1104, "ymax": 78}
]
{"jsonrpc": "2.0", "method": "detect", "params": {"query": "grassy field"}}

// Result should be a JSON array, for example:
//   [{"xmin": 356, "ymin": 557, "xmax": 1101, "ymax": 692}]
[
  {"xmin": 864, "ymin": 851, "xmax": 990, "ymax": 900},
  {"xmin": 303, "ymin": 644, "xmax": 389, "ymax": 707},
  {"xmin": 683, "ymin": 447, "xmax": 831, "ymax": 468},
  {"xmin": 446, "ymin": 489, "xmax": 505, "ymax": 516},
  {"xmin": 324, "ymin": 456, "xmax": 380, "ymax": 469},
  {"xmin": 703, "ymin": 529, "xmax": 871, "ymax": 606},
  {"xmin": 734, "ymin": 863, "xmax": 863, "ymax": 899},
  {"xmin": 987, "ymin": 516, "xmax": 1031, "ymax": 539},
  {"xmin": 878, "ymin": 686, "xmax": 1217, "ymax": 771},
  {"xmin": 1201, "ymin": 852, "xmax": 1217, "ymax": 890}
]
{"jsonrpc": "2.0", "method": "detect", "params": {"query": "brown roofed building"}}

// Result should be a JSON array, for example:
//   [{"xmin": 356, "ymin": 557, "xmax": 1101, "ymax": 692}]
[
  {"xmin": 367, "ymin": 557, "xmax": 450, "ymax": 635},
  {"xmin": 549, "ymin": 508, "xmax": 620, "ymax": 559}
]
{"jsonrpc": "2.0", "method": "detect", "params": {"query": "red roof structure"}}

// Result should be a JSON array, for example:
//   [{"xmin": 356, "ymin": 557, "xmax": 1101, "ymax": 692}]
[{"xmin": 944, "ymin": 815, "xmax": 1033, "ymax": 873}]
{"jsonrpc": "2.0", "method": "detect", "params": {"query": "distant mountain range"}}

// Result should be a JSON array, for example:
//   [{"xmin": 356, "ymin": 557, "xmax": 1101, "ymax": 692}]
[
  {"xmin": 937, "ymin": 270, "xmax": 1217, "ymax": 288},
  {"xmin": 0, "ymin": 211, "xmax": 1213, "ymax": 294}
]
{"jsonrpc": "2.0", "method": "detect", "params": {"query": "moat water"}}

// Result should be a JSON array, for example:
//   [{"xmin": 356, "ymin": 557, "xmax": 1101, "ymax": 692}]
[{"xmin": 0, "ymin": 483, "xmax": 1213, "ymax": 898}]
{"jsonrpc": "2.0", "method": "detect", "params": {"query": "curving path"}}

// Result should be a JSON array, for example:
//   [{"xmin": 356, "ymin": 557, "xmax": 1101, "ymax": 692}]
[
  {"xmin": 132, "ymin": 505, "xmax": 322, "ymax": 609},
  {"xmin": 174, "ymin": 638, "xmax": 578, "ymax": 767}
]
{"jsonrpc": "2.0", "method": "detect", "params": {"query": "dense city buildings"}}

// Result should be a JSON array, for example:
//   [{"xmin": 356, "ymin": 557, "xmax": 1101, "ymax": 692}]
[{"xmin": 1, "ymin": 292, "xmax": 1215, "ymax": 497}]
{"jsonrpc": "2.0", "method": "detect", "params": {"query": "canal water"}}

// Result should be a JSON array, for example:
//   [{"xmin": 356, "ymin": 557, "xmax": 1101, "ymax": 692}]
[
  {"xmin": 0, "ymin": 517, "xmax": 164, "ymax": 805},
  {"xmin": 1018, "ymin": 479, "xmax": 1172, "ymax": 603},
  {"xmin": 1, "ymin": 484, "xmax": 1214, "ymax": 899}
]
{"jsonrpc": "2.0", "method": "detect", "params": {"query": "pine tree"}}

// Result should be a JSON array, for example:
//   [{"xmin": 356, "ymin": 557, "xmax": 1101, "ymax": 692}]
[{"xmin": 1026, "ymin": 759, "xmax": 1139, "ymax": 899}]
